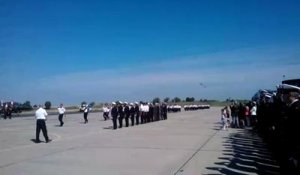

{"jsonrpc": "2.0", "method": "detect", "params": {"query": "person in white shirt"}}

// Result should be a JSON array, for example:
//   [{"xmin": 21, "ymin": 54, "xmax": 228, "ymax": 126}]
[
  {"xmin": 58, "ymin": 103, "xmax": 66, "ymax": 126},
  {"xmin": 82, "ymin": 104, "xmax": 89, "ymax": 124},
  {"xmin": 102, "ymin": 105, "xmax": 109, "ymax": 121},
  {"xmin": 35, "ymin": 105, "xmax": 51, "ymax": 143},
  {"xmin": 250, "ymin": 101, "xmax": 257, "ymax": 127}
]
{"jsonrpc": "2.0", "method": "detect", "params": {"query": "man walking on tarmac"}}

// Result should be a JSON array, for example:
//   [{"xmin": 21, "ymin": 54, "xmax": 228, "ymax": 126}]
[
  {"xmin": 35, "ymin": 105, "xmax": 51, "ymax": 143},
  {"xmin": 57, "ymin": 103, "xmax": 66, "ymax": 126}
]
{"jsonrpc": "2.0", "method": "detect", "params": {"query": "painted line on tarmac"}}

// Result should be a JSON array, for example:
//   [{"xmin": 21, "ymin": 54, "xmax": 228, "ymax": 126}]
[{"xmin": 173, "ymin": 129, "xmax": 220, "ymax": 175}]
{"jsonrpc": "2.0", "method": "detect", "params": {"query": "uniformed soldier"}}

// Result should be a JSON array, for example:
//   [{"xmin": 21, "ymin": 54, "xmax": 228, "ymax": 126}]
[
  {"xmin": 118, "ymin": 101, "xmax": 124, "ymax": 128},
  {"xmin": 129, "ymin": 103, "xmax": 135, "ymax": 126},
  {"xmin": 149, "ymin": 103, "xmax": 154, "ymax": 122},
  {"xmin": 143, "ymin": 102, "xmax": 149, "ymax": 123},
  {"xmin": 277, "ymin": 84, "xmax": 300, "ymax": 174},
  {"xmin": 7, "ymin": 102, "xmax": 13, "ymax": 119},
  {"xmin": 111, "ymin": 102, "xmax": 118, "ymax": 130},
  {"xmin": 154, "ymin": 103, "xmax": 160, "ymax": 121},
  {"xmin": 124, "ymin": 102, "xmax": 130, "ymax": 127},
  {"xmin": 140, "ymin": 102, "xmax": 145, "ymax": 124},
  {"xmin": 161, "ymin": 102, "xmax": 168, "ymax": 120},
  {"xmin": 134, "ymin": 102, "xmax": 140, "ymax": 125},
  {"xmin": 3, "ymin": 103, "xmax": 8, "ymax": 119}
]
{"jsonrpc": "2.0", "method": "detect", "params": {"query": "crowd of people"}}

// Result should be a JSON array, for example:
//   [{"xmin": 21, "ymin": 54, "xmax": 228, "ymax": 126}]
[
  {"xmin": 221, "ymin": 82, "xmax": 300, "ymax": 174},
  {"xmin": 221, "ymin": 101, "xmax": 256, "ymax": 130}
]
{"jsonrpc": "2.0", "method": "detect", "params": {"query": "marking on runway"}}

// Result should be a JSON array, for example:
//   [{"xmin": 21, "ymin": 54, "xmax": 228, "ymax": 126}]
[{"xmin": 173, "ymin": 129, "xmax": 220, "ymax": 175}]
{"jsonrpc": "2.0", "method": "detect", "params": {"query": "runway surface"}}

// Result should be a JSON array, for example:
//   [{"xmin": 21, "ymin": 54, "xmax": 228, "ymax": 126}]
[{"xmin": 0, "ymin": 107, "xmax": 279, "ymax": 175}]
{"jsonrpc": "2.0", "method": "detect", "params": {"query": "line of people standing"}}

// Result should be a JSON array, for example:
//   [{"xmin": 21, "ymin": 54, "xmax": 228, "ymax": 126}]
[{"xmin": 110, "ymin": 101, "xmax": 168, "ymax": 130}]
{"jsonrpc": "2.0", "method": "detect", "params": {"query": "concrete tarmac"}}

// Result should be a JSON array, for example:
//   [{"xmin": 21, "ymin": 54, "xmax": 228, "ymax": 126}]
[{"xmin": 0, "ymin": 107, "xmax": 279, "ymax": 175}]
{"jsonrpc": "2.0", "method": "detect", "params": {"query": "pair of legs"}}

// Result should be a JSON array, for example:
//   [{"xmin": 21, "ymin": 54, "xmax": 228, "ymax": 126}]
[
  {"xmin": 103, "ymin": 112, "xmax": 109, "ymax": 120},
  {"xmin": 58, "ymin": 114, "xmax": 64, "ymax": 126},
  {"xmin": 118, "ymin": 116, "xmax": 123, "ymax": 128},
  {"xmin": 36, "ymin": 119, "xmax": 50, "ymax": 142},
  {"xmin": 84, "ymin": 113, "xmax": 88, "ymax": 123},
  {"xmin": 232, "ymin": 116, "xmax": 240, "ymax": 128},
  {"xmin": 130, "ymin": 114, "xmax": 135, "ymax": 126},
  {"xmin": 112, "ymin": 117, "xmax": 118, "ymax": 129}
]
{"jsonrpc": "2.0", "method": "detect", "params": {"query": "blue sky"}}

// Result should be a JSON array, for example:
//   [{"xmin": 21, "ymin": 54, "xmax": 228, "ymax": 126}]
[{"xmin": 1, "ymin": 0, "xmax": 300, "ymax": 105}]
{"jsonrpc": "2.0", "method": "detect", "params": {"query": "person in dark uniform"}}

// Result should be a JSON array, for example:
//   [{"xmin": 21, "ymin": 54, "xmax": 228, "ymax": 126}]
[
  {"xmin": 129, "ymin": 103, "xmax": 135, "ymax": 126},
  {"xmin": 134, "ymin": 102, "xmax": 140, "ymax": 125},
  {"xmin": 154, "ymin": 103, "xmax": 160, "ymax": 121},
  {"xmin": 35, "ymin": 105, "xmax": 51, "ymax": 143},
  {"xmin": 7, "ymin": 103, "xmax": 12, "ymax": 119},
  {"xmin": 3, "ymin": 103, "xmax": 8, "ymax": 119},
  {"xmin": 124, "ymin": 102, "xmax": 130, "ymax": 127},
  {"xmin": 118, "ymin": 102, "xmax": 124, "ymax": 128},
  {"xmin": 111, "ymin": 102, "xmax": 118, "ymax": 130},
  {"xmin": 161, "ymin": 102, "xmax": 168, "ymax": 120},
  {"xmin": 278, "ymin": 84, "xmax": 300, "ymax": 174},
  {"xmin": 149, "ymin": 103, "xmax": 154, "ymax": 122}
]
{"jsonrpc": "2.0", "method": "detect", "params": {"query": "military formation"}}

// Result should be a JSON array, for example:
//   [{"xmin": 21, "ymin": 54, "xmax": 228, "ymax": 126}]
[
  {"xmin": 108, "ymin": 101, "xmax": 168, "ymax": 130},
  {"xmin": 183, "ymin": 104, "xmax": 210, "ymax": 111}
]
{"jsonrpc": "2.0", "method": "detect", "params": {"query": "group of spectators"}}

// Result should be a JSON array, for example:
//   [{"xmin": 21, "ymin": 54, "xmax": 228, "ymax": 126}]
[{"xmin": 221, "ymin": 101, "xmax": 257, "ymax": 130}]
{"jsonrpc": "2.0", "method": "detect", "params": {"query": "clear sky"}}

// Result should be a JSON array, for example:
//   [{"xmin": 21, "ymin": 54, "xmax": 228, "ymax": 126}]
[{"xmin": 1, "ymin": 0, "xmax": 300, "ymax": 105}]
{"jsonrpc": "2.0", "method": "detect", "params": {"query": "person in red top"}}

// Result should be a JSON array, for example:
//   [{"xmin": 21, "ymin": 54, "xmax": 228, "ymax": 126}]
[{"xmin": 245, "ymin": 105, "xmax": 250, "ymax": 127}]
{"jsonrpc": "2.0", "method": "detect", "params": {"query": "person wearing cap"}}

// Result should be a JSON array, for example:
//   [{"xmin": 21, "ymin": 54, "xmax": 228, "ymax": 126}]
[
  {"xmin": 149, "ymin": 103, "xmax": 154, "ymax": 122},
  {"xmin": 134, "ymin": 102, "xmax": 140, "ymax": 125},
  {"xmin": 35, "ymin": 105, "xmax": 51, "ymax": 143},
  {"xmin": 154, "ymin": 103, "xmax": 160, "ymax": 121},
  {"xmin": 139, "ymin": 102, "xmax": 145, "ymax": 124},
  {"xmin": 7, "ymin": 102, "xmax": 13, "ymax": 119},
  {"xmin": 57, "ymin": 103, "xmax": 66, "ymax": 126},
  {"xmin": 161, "ymin": 102, "xmax": 168, "ymax": 120},
  {"xmin": 111, "ymin": 102, "xmax": 118, "ymax": 129},
  {"xmin": 278, "ymin": 84, "xmax": 300, "ymax": 173},
  {"xmin": 124, "ymin": 102, "xmax": 130, "ymax": 127},
  {"xmin": 129, "ymin": 103, "xmax": 135, "ymax": 126},
  {"xmin": 118, "ymin": 102, "xmax": 124, "ymax": 128}
]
